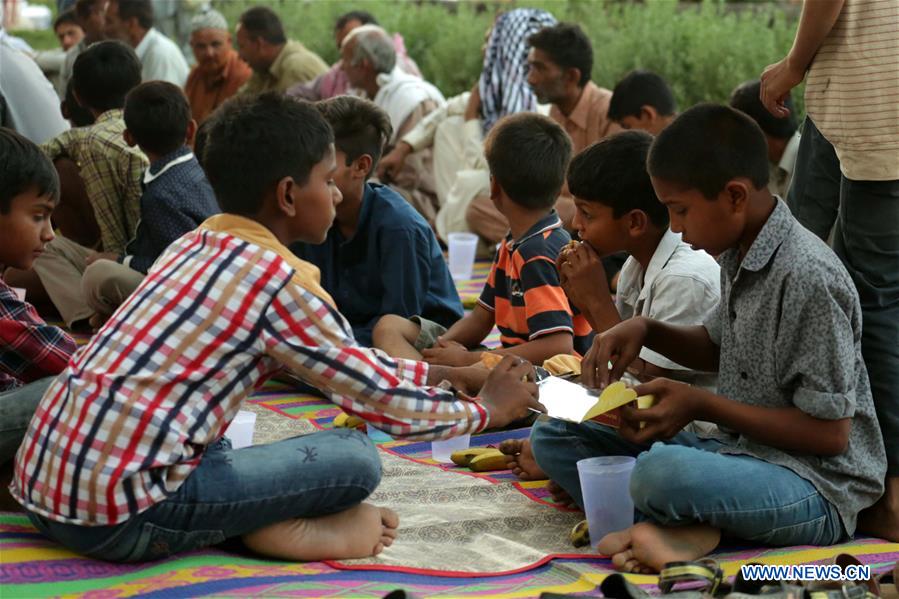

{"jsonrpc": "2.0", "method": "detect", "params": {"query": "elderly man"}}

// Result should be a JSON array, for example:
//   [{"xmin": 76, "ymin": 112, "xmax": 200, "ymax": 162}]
[
  {"xmin": 236, "ymin": 6, "xmax": 327, "ymax": 95},
  {"xmin": 57, "ymin": 0, "xmax": 105, "ymax": 97},
  {"xmin": 184, "ymin": 9, "xmax": 251, "ymax": 124},
  {"xmin": 341, "ymin": 25, "xmax": 445, "ymax": 224},
  {"xmin": 104, "ymin": 0, "xmax": 189, "ymax": 86}
]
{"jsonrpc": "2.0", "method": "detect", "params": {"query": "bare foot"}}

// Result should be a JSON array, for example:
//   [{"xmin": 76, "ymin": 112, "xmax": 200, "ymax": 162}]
[
  {"xmin": 242, "ymin": 503, "xmax": 399, "ymax": 561},
  {"xmin": 498, "ymin": 439, "xmax": 548, "ymax": 481},
  {"xmin": 548, "ymin": 480, "xmax": 575, "ymax": 507},
  {"xmin": 597, "ymin": 521, "xmax": 721, "ymax": 574},
  {"xmin": 858, "ymin": 476, "xmax": 899, "ymax": 542}
]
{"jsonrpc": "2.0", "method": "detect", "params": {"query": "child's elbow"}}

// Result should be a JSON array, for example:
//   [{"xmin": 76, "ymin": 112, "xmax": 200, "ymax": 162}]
[{"xmin": 818, "ymin": 420, "xmax": 851, "ymax": 456}]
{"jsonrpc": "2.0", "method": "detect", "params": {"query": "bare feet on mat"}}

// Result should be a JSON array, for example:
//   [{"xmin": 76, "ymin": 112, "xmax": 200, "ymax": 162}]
[
  {"xmin": 597, "ymin": 521, "xmax": 721, "ymax": 574},
  {"xmin": 859, "ymin": 476, "xmax": 899, "ymax": 542},
  {"xmin": 242, "ymin": 503, "xmax": 399, "ymax": 561},
  {"xmin": 498, "ymin": 439, "xmax": 548, "ymax": 481},
  {"xmin": 547, "ymin": 481, "xmax": 576, "ymax": 507}
]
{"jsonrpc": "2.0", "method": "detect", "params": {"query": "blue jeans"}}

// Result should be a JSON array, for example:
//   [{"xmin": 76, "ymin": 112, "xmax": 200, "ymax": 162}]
[
  {"xmin": 789, "ymin": 117, "xmax": 899, "ymax": 475},
  {"xmin": 530, "ymin": 418, "xmax": 844, "ymax": 546},
  {"xmin": 27, "ymin": 428, "xmax": 382, "ymax": 562},
  {"xmin": 0, "ymin": 377, "xmax": 54, "ymax": 465}
]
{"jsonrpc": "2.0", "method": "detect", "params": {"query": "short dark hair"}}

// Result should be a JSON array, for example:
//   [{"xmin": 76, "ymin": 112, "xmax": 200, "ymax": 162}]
[
  {"xmin": 315, "ymin": 96, "xmax": 391, "ymax": 180},
  {"xmin": 239, "ymin": 6, "xmax": 286, "ymax": 45},
  {"xmin": 54, "ymin": 9, "xmax": 79, "ymax": 30},
  {"xmin": 63, "ymin": 79, "xmax": 95, "ymax": 127},
  {"xmin": 72, "ymin": 40, "xmax": 142, "ymax": 113},
  {"xmin": 527, "ymin": 23, "xmax": 593, "ymax": 87},
  {"xmin": 335, "ymin": 10, "xmax": 377, "ymax": 31},
  {"xmin": 0, "ymin": 128, "xmax": 60, "ymax": 213},
  {"xmin": 204, "ymin": 93, "xmax": 333, "ymax": 216},
  {"xmin": 114, "ymin": 0, "xmax": 153, "ymax": 30},
  {"xmin": 648, "ymin": 103, "xmax": 769, "ymax": 199},
  {"xmin": 193, "ymin": 116, "xmax": 215, "ymax": 170},
  {"xmin": 485, "ymin": 113, "xmax": 572, "ymax": 210},
  {"xmin": 124, "ymin": 81, "xmax": 191, "ymax": 156},
  {"xmin": 608, "ymin": 70, "xmax": 677, "ymax": 121},
  {"xmin": 729, "ymin": 79, "xmax": 797, "ymax": 141},
  {"xmin": 568, "ymin": 131, "xmax": 668, "ymax": 228},
  {"xmin": 75, "ymin": 0, "xmax": 103, "ymax": 20}
]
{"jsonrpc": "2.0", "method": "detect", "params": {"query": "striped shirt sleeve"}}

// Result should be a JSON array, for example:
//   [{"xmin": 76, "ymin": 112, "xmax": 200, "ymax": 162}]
[
  {"xmin": 519, "ymin": 254, "xmax": 575, "ymax": 340},
  {"xmin": 261, "ymin": 281, "xmax": 489, "ymax": 439}
]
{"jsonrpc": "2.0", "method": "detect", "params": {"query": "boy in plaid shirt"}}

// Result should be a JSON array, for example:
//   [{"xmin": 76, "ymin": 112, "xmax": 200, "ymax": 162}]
[{"xmin": 12, "ymin": 94, "xmax": 540, "ymax": 563}]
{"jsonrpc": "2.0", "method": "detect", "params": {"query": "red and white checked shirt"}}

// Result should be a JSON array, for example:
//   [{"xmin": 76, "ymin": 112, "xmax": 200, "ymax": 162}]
[
  {"xmin": 0, "ymin": 280, "xmax": 76, "ymax": 391},
  {"xmin": 12, "ymin": 215, "xmax": 488, "ymax": 526}
]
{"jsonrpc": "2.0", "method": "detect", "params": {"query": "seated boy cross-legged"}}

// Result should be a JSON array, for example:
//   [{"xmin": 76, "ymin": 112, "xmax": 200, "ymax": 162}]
[
  {"xmin": 82, "ymin": 81, "xmax": 220, "ymax": 325},
  {"xmin": 507, "ymin": 131, "xmax": 721, "ymax": 483},
  {"xmin": 11, "ymin": 94, "xmax": 542, "ymax": 563},
  {"xmin": 291, "ymin": 96, "xmax": 462, "ymax": 348},
  {"xmin": 533, "ymin": 104, "xmax": 886, "ymax": 572},
  {"xmin": 375, "ymin": 113, "xmax": 592, "ymax": 367}
]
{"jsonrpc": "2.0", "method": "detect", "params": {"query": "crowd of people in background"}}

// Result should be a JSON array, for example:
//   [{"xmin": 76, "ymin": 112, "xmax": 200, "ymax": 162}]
[{"xmin": 0, "ymin": 0, "xmax": 897, "ymax": 577}]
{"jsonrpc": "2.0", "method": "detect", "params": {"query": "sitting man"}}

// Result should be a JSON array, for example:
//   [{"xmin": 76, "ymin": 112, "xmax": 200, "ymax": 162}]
[
  {"xmin": 236, "ymin": 6, "xmax": 328, "ymax": 95},
  {"xmin": 184, "ymin": 9, "xmax": 251, "ymax": 124},
  {"xmin": 104, "ymin": 0, "xmax": 189, "ymax": 86},
  {"xmin": 292, "ymin": 96, "xmax": 462, "ymax": 347},
  {"xmin": 607, "ymin": 69, "xmax": 677, "ymax": 135},
  {"xmin": 340, "ymin": 25, "xmax": 445, "ymax": 225}
]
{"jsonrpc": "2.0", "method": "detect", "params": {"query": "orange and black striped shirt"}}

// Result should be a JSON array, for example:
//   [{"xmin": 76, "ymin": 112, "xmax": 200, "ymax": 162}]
[{"xmin": 478, "ymin": 212, "xmax": 593, "ymax": 355}]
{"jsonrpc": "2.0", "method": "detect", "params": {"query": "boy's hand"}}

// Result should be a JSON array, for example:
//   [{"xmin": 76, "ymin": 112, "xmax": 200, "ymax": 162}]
[
  {"xmin": 618, "ymin": 378, "xmax": 707, "ymax": 444},
  {"xmin": 582, "ymin": 317, "xmax": 649, "ymax": 388},
  {"xmin": 377, "ymin": 141, "xmax": 412, "ymax": 182},
  {"xmin": 478, "ymin": 356, "xmax": 543, "ymax": 428},
  {"xmin": 557, "ymin": 242, "xmax": 608, "ymax": 311},
  {"xmin": 421, "ymin": 344, "xmax": 481, "ymax": 367},
  {"xmin": 760, "ymin": 56, "xmax": 804, "ymax": 118},
  {"xmin": 441, "ymin": 365, "xmax": 490, "ymax": 396}
]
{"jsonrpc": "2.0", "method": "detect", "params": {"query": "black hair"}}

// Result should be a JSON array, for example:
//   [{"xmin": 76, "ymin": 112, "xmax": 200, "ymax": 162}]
[
  {"xmin": 72, "ymin": 40, "xmax": 142, "ymax": 113},
  {"xmin": 729, "ymin": 79, "xmax": 797, "ymax": 140},
  {"xmin": 75, "ymin": 0, "xmax": 103, "ymax": 20},
  {"xmin": 568, "ymin": 131, "xmax": 668, "ymax": 228},
  {"xmin": 193, "ymin": 115, "xmax": 215, "ymax": 170},
  {"xmin": 114, "ymin": 0, "xmax": 153, "ymax": 30},
  {"xmin": 239, "ymin": 6, "xmax": 286, "ymax": 45},
  {"xmin": 335, "ymin": 10, "xmax": 377, "ymax": 31},
  {"xmin": 0, "ymin": 128, "xmax": 60, "ymax": 213},
  {"xmin": 62, "ymin": 79, "xmax": 95, "ymax": 127},
  {"xmin": 608, "ymin": 70, "xmax": 677, "ymax": 121},
  {"xmin": 315, "ymin": 96, "xmax": 391, "ymax": 179},
  {"xmin": 527, "ymin": 23, "xmax": 593, "ymax": 87},
  {"xmin": 204, "ymin": 93, "xmax": 333, "ymax": 216},
  {"xmin": 485, "ymin": 113, "xmax": 572, "ymax": 210},
  {"xmin": 54, "ymin": 8, "xmax": 79, "ymax": 30},
  {"xmin": 648, "ymin": 103, "xmax": 770, "ymax": 199},
  {"xmin": 124, "ymin": 81, "xmax": 191, "ymax": 156}
]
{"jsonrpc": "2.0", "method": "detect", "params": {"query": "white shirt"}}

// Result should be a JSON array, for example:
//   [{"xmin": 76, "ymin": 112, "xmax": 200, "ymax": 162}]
[
  {"xmin": 616, "ymin": 229, "xmax": 720, "ymax": 378},
  {"xmin": 373, "ymin": 66, "xmax": 445, "ymax": 144},
  {"xmin": 0, "ymin": 31, "xmax": 69, "ymax": 143},
  {"xmin": 769, "ymin": 130, "xmax": 801, "ymax": 200},
  {"xmin": 135, "ymin": 27, "xmax": 189, "ymax": 87}
]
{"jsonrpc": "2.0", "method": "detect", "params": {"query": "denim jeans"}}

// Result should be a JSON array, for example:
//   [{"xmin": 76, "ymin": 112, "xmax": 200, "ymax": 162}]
[
  {"xmin": 27, "ymin": 428, "xmax": 382, "ymax": 562},
  {"xmin": 530, "ymin": 417, "xmax": 844, "ymax": 547},
  {"xmin": 0, "ymin": 376, "xmax": 54, "ymax": 465},
  {"xmin": 789, "ymin": 117, "xmax": 899, "ymax": 475}
]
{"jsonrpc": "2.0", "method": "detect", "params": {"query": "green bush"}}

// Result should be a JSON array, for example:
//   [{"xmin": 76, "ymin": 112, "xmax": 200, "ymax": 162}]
[{"xmin": 216, "ymin": 0, "xmax": 801, "ymax": 117}]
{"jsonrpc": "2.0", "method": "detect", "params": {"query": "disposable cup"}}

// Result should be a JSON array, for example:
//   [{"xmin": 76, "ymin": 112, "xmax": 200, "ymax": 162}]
[
  {"xmin": 367, "ymin": 425, "xmax": 393, "ymax": 443},
  {"xmin": 225, "ymin": 410, "xmax": 256, "ymax": 449},
  {"xmin": 431, "ymin": 433, "xmax": 471, "ymax": 462},
  {"xmin": 12, "ymin": 287, "xmax": 26, "ymax": 301},
  {"xmin": 447, "ymin": 232, "xmax": 479, "ymax": 281},
  {"xmin": 577, "ymin": 456, "xmax": 636, "ymax": 549}
]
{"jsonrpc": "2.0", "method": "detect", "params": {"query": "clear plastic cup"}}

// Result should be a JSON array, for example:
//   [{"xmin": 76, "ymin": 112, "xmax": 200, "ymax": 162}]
[
  {"xmin": 577, "ymin": 456, "xmax": 636, "ymax": 549},
  {"xmin": 431, "ymin": 433, "xmax": 471, "ymax": 462},
  {"xmin": 367, "ymin": 425, "xmax": 393, "ymax": 443},
  {"xmin": 225, "ymin": 410, "xmax": 256, "ymax": 449},
  {"xmin": 447, "ymin": 232, "xmax": 479, "ymax": 281},
  {"xmin": 11, "ymin": 287, "xmax": 26, "ymax": 301}
]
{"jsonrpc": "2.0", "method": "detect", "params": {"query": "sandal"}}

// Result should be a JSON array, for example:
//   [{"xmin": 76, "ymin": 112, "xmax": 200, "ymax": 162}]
[{"xmin": 659, "ymin": 558, "xmax": 726, "ymax": 596}]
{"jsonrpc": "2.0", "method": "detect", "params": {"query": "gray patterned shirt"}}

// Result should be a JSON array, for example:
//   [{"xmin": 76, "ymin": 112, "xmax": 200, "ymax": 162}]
[{"xmin": 704, "ymin": 198, "xmax": 886, "ymax": 536}]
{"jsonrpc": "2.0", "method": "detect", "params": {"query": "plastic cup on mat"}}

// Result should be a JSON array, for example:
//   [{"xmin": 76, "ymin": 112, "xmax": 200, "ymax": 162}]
[
  {"xmin": 431, "ymin": 433, "xmax": 471, "ymax": 462},
  {"xmin": 577, "ymin": 456, "xmax": 636, "ymax": 549},
  {"xmin": 447, "ymin": 232, "xmax": 479, "ymax": 281},
  {"xmin": 11, "ymin": 287, "xmax": 26, "ymax": 301},
  {"xmin": 225, "ymin": 410, "xmax": 256, "ymax": 449},
  {"xmin": 367, "ymin": 425, "xmax": 393, "ymax": 443}
]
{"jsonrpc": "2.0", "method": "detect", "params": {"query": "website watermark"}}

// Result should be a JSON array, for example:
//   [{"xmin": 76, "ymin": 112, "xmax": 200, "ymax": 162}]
[{"xmin": 741, "ymin": 564, "xmax": 871, "ymax": 582}]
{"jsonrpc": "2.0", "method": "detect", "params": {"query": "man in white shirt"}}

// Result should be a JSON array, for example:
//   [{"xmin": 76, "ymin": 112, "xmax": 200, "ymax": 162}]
[{"xmin": 104, "ymin": 0, "xmax": 188, "ymax": 86}]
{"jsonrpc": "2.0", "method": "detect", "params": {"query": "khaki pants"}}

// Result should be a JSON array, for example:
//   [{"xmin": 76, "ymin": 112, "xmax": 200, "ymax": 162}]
[
  {"xmin": 32, "ymin": 235, "xmax": 93, "ymax": 326},
  {"xmin": 82, "ymin": 259, "xmax": 145, "ymax": 318}
]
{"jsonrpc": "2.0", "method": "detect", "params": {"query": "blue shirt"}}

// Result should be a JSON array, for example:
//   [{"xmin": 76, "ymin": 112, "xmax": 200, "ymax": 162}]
[
  {"xmin": 291, "ymin": 182, "xmax": 463, "ymax": 345},
  {"xmin": 121, "ymin": 147, "xmax": 220, "ymax": 274}
]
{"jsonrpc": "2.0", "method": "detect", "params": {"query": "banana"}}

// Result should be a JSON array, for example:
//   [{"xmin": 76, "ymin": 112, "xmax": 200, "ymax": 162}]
[
  {"xmin": 468, "ymin": 449, "xmax": 510, "ymax": 472},
  {"xmin": 450, "ymin": 447, "xmax": 498, "ymax": 467},
  {"xmin": 569, "ymin": 519, "xmax": 590, "ymax": 548},
  {"xmin": 332, "ymin": 412, "xmax": 365, "ymax": 429}
]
